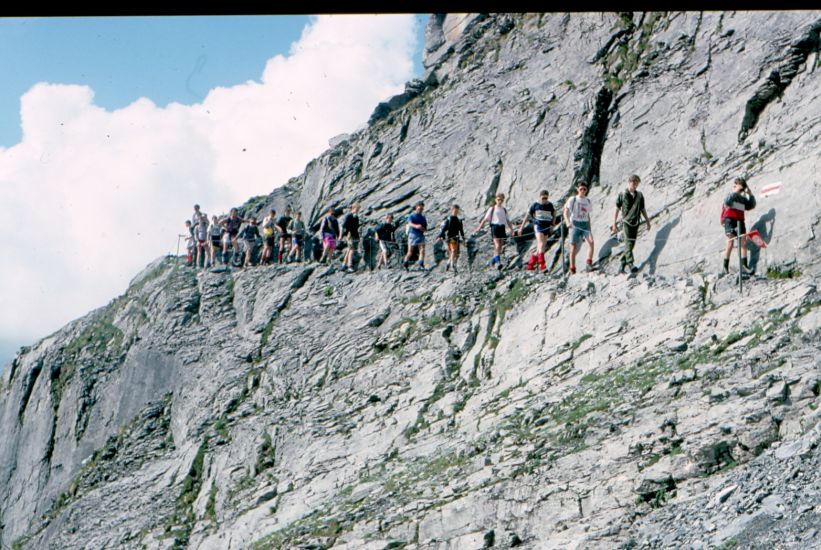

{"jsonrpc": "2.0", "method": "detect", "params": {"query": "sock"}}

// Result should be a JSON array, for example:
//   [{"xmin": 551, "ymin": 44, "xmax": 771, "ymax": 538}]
[
  {"xmin": 742, "ymin": 257, "xmax": 749, "ymax": 268},
  {"xmin": 723, "ymin": 258, "xmax": 729, "ymax": 272},
  {"xmin": 586, "ymin": 258, "xmax": 593, "ymax": 265}
]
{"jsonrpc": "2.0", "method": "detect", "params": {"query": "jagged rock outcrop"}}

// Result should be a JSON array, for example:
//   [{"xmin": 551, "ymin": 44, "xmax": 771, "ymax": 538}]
[{"xmin": 1, "ymin": 12, "xmax": 820, "ymax": 550}]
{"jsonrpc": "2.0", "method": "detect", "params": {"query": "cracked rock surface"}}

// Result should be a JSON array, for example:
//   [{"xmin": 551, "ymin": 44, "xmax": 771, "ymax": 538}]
[{"xmin": 1, "ymin": 11, "xmax": 820, "ymax": 550}]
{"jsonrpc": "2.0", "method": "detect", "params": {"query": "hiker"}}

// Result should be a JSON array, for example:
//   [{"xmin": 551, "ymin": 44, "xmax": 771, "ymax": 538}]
[
  {"xmin": 220, "ymin": 208, "xmax": 245, "ymax": 265},
  {"xmin": 611, "ymin": 174, "xmax": 651, "ymax": 274},
  {"xmin": 261, "ymin": 209, "xmax": 277, "ymax": 265},
  {"xmin": 341, "ymin": 203, "xmax": 362, "ymax": 273},
  {"xmin": 437, "ymin": 204, "xmax": 465, "ymax": 273},
  {"xmin": 318, "ymin": 207, "xmax": 341, "ymax": 264},
  {"xmin": 287, "ymin": 211, "xmax": 306, "ymax": 262},
  {"xmin": 403, "ymin": 202, "xmax": 428, "ymax": 271},
  {"xmin": 239, "ymin": 217, "xmax": 261, "ymax": 268},
  {"xmin": 519, "ymin": 189, "xmax": 558, "ymax": 272},
  {"xmin": 375, "ymin": 213, "xmax": 397, "ymax": 269},
  {"xmin": 474, "ymin": 192, "xmax": 514, "ymax": 271},
  {"xmin": 208, "ymin": 215, "xmax": 223, "ymax": 267},
  {"xmin": 192, "ymin": 204, "xmax": 207, "ymax": 227},
  {"xmin": 563, "ymin": 181, "xmax": 595, "ymax": 274},
  {"xmin": 184, "ymin": 220, "xmax": 195, "ymax": 265},
  {"xmin": 194, "ymin": 216, "xmax": 210, "ymax": 268},
  {"xmin": 276, "ymin": 207, "xmax": 293, "ymax": 263},
  {"xmin": 721, "ymin": 176, "xmax": 756, "ymax": 274}
]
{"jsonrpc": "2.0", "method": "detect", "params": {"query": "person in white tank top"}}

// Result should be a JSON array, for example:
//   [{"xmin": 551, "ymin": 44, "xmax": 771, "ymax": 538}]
[{"xmin": 473, "ymin": 193, "xmax": 515, "ymax": 270}]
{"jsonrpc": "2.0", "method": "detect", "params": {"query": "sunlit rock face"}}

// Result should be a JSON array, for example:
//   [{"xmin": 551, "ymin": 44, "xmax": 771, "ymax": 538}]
[{"xmin": 1, "ymin": 12, "xmax": 820, "ymax": 550}]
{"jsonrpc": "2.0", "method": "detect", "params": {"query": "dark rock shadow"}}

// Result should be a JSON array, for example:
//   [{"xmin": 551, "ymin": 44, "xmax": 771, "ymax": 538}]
[
  {"xmin": 597, "ymin": 232, "xmax": 620, "ymax": 266},
  {"xmin": 747, "ymin": 208, "xmax": 776, "ymax": 272},
  {"xmin": 638, "ymin": 216, "xmax": 680, "ymax": 275}
]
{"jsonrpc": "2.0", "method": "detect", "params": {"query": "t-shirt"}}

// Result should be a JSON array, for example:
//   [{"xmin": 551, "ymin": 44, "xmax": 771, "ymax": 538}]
[
  {"xmin": 616, "ymin": 190, "xmax": 645, "ymax": 226},
  {"xmin": 376, "ymin": 222, "xmax": 396, "ymax": 242},
  {"xmin": 240, "ymin": 224, "xmax": 260, "ymax": 241},
  {"xmin": 320, "ymin": 215, "xmax": 340, "ymax": 237},
  {"xmin": 194, "ymin": 223, "xmax": 209, "ymax": 241},
  {"xmin": 566, "ymin": 196, "xmax": 592, "ymax": 223},
  {"xmin": 223, "ymin": 216, "xmax": 243, "ymax": 235},
  {"xmin": 407, "ymin": 212, "xmax": 428, "ymax": 238},
  {"xmin": 288, "ymin": 219, "xmax": 306, "ymax": 237},
  {"xmin": 276, "ymin": 216, "xmax": 292, "ymax": 232},
  {"xmin": 209, "ymin": 224, "xmax": 223, "ymax": 239},
  {"xmin": 528, "ymin": 202, "xmax": 555, "ymax": 230},
  {"xmin": 439, "ymin": 215, "xmax": 465, "ymax": 239},
  {"xmin": 192, "ymin": 211, "xmax": 207, "ymax": 226},
  {"xmin": 483, "ymin": 206, "xmax": 510, "ymax": 226},
  {"xmin": 342, "ymin": 213, "xmax": 360, "ymax": 239},
  {"xmin": 722, "ymin": 191, "xmax": 756, "ymax": 221}
]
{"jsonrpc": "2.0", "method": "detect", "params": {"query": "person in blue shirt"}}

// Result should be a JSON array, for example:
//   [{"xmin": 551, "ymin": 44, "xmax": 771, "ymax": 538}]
[
  {"xmin": 403, "ymin": 202, "xmax": 428, "ymax": 271},
  {"xmin": 519, "ymin": 189, "xmax": 558, "ymax": 272}
]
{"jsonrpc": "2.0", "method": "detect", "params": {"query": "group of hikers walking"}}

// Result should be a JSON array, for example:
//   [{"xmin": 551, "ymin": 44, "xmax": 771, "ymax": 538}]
[{"xmin": 182, "ymin": 174, "xmax": 757, "ymax": 276}]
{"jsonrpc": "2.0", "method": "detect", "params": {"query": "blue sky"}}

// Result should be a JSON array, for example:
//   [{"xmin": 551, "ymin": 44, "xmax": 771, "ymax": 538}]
[
  {"xmin": 0, "ymin": 15, "xmax": 428, "ymax": 147},
  {"xmin": 0, "ymin": 15, "xmax": 428, "ymax": 370}
]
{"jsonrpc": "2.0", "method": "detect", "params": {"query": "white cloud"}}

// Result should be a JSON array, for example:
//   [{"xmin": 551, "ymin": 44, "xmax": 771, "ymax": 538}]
[{"xmin": 0, "ymin": 14, "xmax": 418, "ymax": 351}]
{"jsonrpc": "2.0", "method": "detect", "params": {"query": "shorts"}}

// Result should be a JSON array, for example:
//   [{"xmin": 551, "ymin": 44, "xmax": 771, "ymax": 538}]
[
  {"xmin": 379, "ymin": 241, "xmax": 390, "ymax": 254},
  {"xmin": 723, "ymin": 218, "xmax": 746, "ymax": 238},
  {"xmin": 535, "ymin": 224, "xmax": 553, "ymax": 235},
  {"xmin": 278, "ymin": 231, "xmax": 290, "ymax": 240},
  {"xmin": 265, "ymin": 236, "xmax": 275, "ymax": 247},
  {"xmin": 408, "ymin": 233, "xmax": 425, "ymax": 247},
  {"xmin": 197, "ymin": 239, "xmax": 208, "ymax": 248},
  {"xmin": 570, "ymin": 221, "xmax": 592, "ymax": 247},
  {"xmin": 447, "ymin": 239, "xmax": 460, "ymax": 254},
  {"xmin": 322, "ymin": 233, "xmax": 337, "ymax": 250},
  {"xmin": 292, "ymin": 235, "xmax": 304, "ymax": 247},
  {"xmin": 211, "ymin": 237, "xmax": 221, "ymax": 247},
  {"xmin": 346, "ymin": 237, "xmax": 360, "ymax": 250},
  {"xmin": 490, "ymin": 224, "xmax": 507, "ymax": 240}
]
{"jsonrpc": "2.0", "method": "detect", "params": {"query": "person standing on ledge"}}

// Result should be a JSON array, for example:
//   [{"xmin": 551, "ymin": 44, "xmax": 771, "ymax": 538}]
[
  {"xmin": 403, "ymin": 201, "xmax": 428, "ymax": 271},
  {"xmin": 474, "ymin": 192, "xmax": 514, "ymax": 271},
  {"xmin": 520, "ymin": 189, "xmax": 557, "ymax": 273},
  {"xmin": 720, "ymin": 176, "xmax": 756, "ymax": 274},
  {"xmin": 611, "ymin": 174, "xmax": 651, "ymax": 274},
  {"xmin": 563, "ymin": 181, "xmax": 595, "ymax": 274}
]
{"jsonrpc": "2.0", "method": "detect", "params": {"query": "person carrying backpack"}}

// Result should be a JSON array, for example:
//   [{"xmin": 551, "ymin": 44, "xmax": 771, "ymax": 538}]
[
  {"xmin": 375, "ymin": 213, "xmax": 397, "ymax": 269},
  {"xmin": 403, "ymin": 202, "xmax": 428, "ymax": 271},
  {"xmin": 318, "ymin": 206, "xmax": 341, "ymax": 264},
  {"xmin": 220, "ymin": 208, "xmax": 245, "ymax": 265},
  {"xmin": 341, "ymin": 203, "xmax": 362, "ymax": 273},
  {"xmin": 437, "ymin": 204, "xmax": 465, "ymax": 273},
  {"xmin": 260, "ymin": 209, "xmax": 277, "ymax": 265},
  {"xmin": 239, "ymin": 217, "xmax": 261, "ymax": 268},
  {"xmin": 519, "ymin": 190, "xmax": 557, "ymax": 272},
  {"xmin": 563, "ymin": 181, "xmax": 595, "ymax": 274},
  {"xmin": 721, "ymin": 177, "xmax": 756, "ymax": 274},
  {"xmin": 276, "ymin": 207, "xmax": 293, "ymax": 263},
  {"xmin": 611, "ymin": 174, "xmax": 651, "ymax": 274},
  {"xmin": 208, "ymin": 215, "xmax": 223, "ymax": 267},
  {"xmin": 287, "ymin": 211, "xmax": 307, "ymax": 263},
  {"xmin": 474, "ymin": 193, "xmax": 515, "ymax": 271}
]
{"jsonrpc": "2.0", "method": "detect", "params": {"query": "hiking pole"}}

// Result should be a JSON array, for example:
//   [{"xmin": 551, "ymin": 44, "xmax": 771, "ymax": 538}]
[
  {"xmin": 561, "ymin": 224, "xmax": 567, "ymax": 276},
  {"xmin": 737, "ymin": 232, "xmax": 744, "ymax": 296}
]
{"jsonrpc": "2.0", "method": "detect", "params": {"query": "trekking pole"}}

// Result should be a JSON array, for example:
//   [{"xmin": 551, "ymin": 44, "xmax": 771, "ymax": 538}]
[
  {"xmin": 561, "ymin": 225, "xmax": 566, "ymax": 276},
  {"xmin": 737, "ymin": 232, "xmax": 744, "ymax": 296}
]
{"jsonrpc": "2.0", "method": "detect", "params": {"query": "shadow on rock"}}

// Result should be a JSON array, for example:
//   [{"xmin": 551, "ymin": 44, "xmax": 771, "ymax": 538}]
[
  {"xmin": 748, "ymin": 208, "xmax": 776, "ymax": 272},
  {"xmin": 639, "ymin": 216, "xmax": 680, "ymax": 275}
]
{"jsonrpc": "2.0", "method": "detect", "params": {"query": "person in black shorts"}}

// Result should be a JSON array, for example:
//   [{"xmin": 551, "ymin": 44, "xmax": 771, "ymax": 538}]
[
  {"xmin": 220, "ymin": 208, "xmax": 245, "ymax": 265},
  {"xmin": 239, "ymin": 217, "xmax": 261, "ymax": 268},
  {"xmin": 341, "ymin": 202, "xmax": 362, "ymax": 273},
  {"xmin": 276, "ymin": 207, "xmax": 292, "ymax": 263},
  {"xmin": 721, "ymin": 177, "xmax": 756, "ymax": 274},
  {"xmin": 261, "ymin": 209, "xmax": 277, "ymax": 264},
  {"xmin": 375, "ymin": 213, "xmax": 397, "ymax": 269}
]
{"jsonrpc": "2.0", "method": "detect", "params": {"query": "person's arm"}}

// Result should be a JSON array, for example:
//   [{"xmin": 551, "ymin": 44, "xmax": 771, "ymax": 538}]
[
  {"xmin": 612, "ymin": 207, "xmax": 621, "ymax": 234},
  {"xmin": 459, "ymin": 219, "xmax": 465, "ymax": 240},
  {"xmin": 474, "ymin": 208, "xmax": 490, "ymax": 233},
  {"xmin": 518, "ymin": 209, "xmax": 529, "ymax": 236},
  {"xmin": 745, "ymin": 191, "xmax": 756, "ymax": 210},
  {"xmin": 641, "ymin": 197, "xmax": 651, "ymax": 230},
  {"xmin": 563, "ymin": 204, "xmax": 571, "ymax": 228},
  {"xmin": 505, "ymin": 208, "xmax": 514, "ymax": 234}
]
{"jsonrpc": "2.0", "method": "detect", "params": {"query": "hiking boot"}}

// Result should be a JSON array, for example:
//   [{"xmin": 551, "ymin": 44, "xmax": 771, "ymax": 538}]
[
  {"xmin": 630, "ymin": 265, "xmax": 639, "ymax": 274},
  {"xmin": 585, "ymin": 263, "xmax": 594, "ymax": 272},
  {"xmin": 402, "ymin": 260, "xmax": 409, "ymax": 271},
  {"xmin": 618, "ymin": 264, "xmax": 626, "ymax": 274},
  {"xmin": 569, "ymin": 265, "xmax": 576, "ymax": 274},
  {"xmin": 345, "ymin": 266, "xmax": 355, "ymax": 273},
  {"xmin": 445, "ymin": 262, "xmax": 451, "ymax": 272},
  {"xmin": 453, "ymin": 265, "xmax": 458, "ymax": 274}
]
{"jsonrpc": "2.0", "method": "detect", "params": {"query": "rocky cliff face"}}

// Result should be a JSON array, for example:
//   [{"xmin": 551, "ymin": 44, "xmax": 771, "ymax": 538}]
[{"xmin": 1, "ymin": 12, "xmax": 820, "ymax": 550}]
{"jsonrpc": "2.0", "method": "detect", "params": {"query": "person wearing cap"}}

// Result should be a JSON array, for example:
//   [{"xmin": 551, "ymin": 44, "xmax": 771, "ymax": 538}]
[
  {"xmin": 563, "ymin": 181, "xmax": 595, "ymax": 274},
  {"xmin": 611, "ymin": 174, "xmax": 651, "ymax": 274}
]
